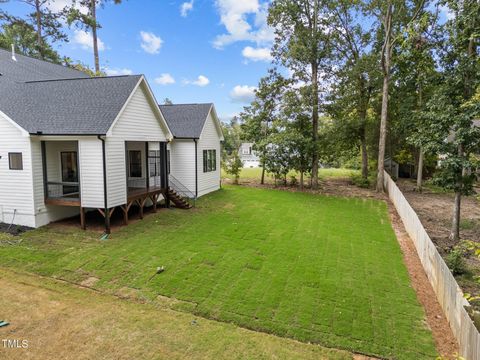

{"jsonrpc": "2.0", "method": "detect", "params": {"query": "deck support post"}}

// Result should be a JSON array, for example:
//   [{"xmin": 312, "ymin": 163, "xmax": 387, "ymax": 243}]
[
  {"xmin": 80, "ymin": 207, "xmax": 86, "ymax": 230},
  {"xmin": 105, "ymin": 208, "xmax": 111, "ymax": 234}
]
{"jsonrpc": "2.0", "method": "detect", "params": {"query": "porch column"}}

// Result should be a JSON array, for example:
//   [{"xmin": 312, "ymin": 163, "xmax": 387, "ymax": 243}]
[
  {"xmin": 160, "ymin": 142, "xmax": 170, "ymax": 208},
  {"xmin": 41, "ymin": 141, "xmax": 48, "ymax": 200},
  {"xmin": 145, "ymin": 142, "xmax": 150, "ymax": 189}
]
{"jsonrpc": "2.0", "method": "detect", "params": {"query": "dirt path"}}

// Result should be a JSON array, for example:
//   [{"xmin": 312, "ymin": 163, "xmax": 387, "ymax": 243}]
[{"xmin": 0, "ymin": 268, "xmax": 354, "ymax": 360}]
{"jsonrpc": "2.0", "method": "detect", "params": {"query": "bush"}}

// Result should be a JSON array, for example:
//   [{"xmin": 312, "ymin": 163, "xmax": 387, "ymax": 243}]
[
  {"xmin": 446, "ymin": 248, "xmax": 467, "ymax": 276},
  {"xmin": 351, "ymin": 174, "xmax": 371, "ymax": 188}
]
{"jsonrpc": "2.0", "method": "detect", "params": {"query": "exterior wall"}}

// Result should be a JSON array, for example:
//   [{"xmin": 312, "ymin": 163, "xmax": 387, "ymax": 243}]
[
  {"xmin": 106, "ymin": 83, "xmax": 170, "ymax": 207},
  {"xmin": 197, "ymin": 112, "xmax": 221, "ymax": 197},
  {"xmin": 31, "ymin": 139, "xmax": 79, "ymax": 227},
  {"xmin": 168, "ymin": 140, "xmax": 196, "ymax": 193},
  {"xmin": 79, "ymin": 138, "xmax": 104, "ymax": 209},
  {"xmin": 0, "ymin": 114, "xmax": 36, "ymax": 227}
]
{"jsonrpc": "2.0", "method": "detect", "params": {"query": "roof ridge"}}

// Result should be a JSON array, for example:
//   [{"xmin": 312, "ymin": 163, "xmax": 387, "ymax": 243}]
[
  {"xmin": 159, "ymin": 102, "xmax": 213, "ymax": 106},
  {"xmin": 23, "ymin": 74, "xmax": 141, "ymax": 84}
]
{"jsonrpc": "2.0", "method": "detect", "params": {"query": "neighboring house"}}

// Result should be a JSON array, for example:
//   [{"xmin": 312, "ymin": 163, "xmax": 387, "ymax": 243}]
[
  {"xmin": 239, "ymin": 142, "xmax": 260, "ymax": 168},
  {"xmin": 159, "ymin": 104, "xmax": 224, "ymax": 198},
  {"xmin": 0, "ymin": 48, "xmax": 202, "ymax": 233}
]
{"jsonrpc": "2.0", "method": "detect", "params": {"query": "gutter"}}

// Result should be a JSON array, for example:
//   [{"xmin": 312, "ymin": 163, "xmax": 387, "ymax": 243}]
[
  {"xmin": 194, "ymin": 139, "xmax": 198, "ymax": 198},
  {"xmin": 97, "ymin": 135, "xmax": 110, "ymax": 234}
]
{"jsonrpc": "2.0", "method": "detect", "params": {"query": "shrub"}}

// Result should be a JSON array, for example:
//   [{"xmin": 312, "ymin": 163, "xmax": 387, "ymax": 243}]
[
  {"xmin": 446, "ymin": 248, "xmax": 467, "ymax": 276},
  {"xmin": 351, "ymin": 174, "xmax": 371, "ymax": 188}
]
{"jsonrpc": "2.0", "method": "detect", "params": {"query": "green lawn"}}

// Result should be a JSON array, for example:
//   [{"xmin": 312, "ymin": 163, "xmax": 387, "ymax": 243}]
[
  {"xmin": 222, "ymin": 167, "xmax": 359, "ymax": 183},
  {"xmin": 0, "ymin": 186, "xmax": 436, "ymax": 359}
]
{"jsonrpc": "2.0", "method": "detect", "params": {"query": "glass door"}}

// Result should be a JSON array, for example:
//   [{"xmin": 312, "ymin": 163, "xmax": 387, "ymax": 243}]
[{"xmin": 61, "ymin": 151, "xmax": 79, "ymax": 195}]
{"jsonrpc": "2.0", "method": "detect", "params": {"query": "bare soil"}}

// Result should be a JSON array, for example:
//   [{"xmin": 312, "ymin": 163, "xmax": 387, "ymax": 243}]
[{"xmin": 230, "ymin": 176, "xmax": 460, "ymax": 358}]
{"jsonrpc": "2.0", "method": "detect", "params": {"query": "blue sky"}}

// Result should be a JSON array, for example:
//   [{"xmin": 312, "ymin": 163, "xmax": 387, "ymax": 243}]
[{"xmin": 2, "ymin": 0, "xmax": 275, "ymax": 121}]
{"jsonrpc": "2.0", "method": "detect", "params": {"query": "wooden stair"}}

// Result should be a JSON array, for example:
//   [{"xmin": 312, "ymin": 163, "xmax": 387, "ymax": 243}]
[{"xmin": 168, "ymin": 188, "xmax": 192, "ymax": 209}]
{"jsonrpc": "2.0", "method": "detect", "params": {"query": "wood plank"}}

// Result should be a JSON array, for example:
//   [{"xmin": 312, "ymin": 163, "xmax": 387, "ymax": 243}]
[{"xmin": 45, "ymin": 198, "xmax": 81, "ymax": 207}]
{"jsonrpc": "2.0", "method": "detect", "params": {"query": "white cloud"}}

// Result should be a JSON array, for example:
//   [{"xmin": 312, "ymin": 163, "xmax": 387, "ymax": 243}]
[
  {"xmin": 73, "ymin": 30, "xmax": 105, "ymax": 51},
  {"xmin": 140, "ymin": 31, "xmax": 163, "ymax": 54},
  {"xmin": 180, "ymin": 0, "xmax": 194, "ymax": 17},
  {"xmin": 183, "ymin": 75, "xmax": 210, "ymax": 87},
  {"xmin": 230, "ymin": 85, "xmax": 257, "ymax": 103},
  {"xmin": 242, "ymin": 46, "xmax": 272, "ymax": 62},
  {"xmin": 213, "ymin": 0, "xmax": 274, "ymax": 49},
  {"xmin": 104, "ymin": 67, "xmax": 133, "ymax": 76},
  {"xmin": 439, "ymin": 4, "xmax": 455, "ymax": 20},
  {"xmin": 46, "ymin": 0, "xmax": 89, "ymax": 14},
  {"xmin": 155, "ymin": 73, "xmax": 176, "ymax": 85}
]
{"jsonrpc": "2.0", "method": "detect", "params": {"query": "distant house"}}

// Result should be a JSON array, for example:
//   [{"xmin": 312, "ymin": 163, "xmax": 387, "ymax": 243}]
[
  {"xmin": 0, "ymin": 48, "xmax": 218, "ymax": 232},
  {"xmin": 239, "ymin": 142, "xmax": 260, "ymax": 168},
  {"xmin": 159, "ymin": 104, "xmax": 224, "ymax": 198}
]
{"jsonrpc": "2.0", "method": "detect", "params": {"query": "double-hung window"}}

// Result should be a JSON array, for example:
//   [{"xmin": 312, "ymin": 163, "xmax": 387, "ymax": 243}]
[{"xmin": 202, "ymin": 149, "xmax": 216, "ymax": 172}]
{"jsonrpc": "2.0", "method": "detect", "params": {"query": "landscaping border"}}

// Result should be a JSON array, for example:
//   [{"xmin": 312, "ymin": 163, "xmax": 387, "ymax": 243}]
[{"xmin": 384, "ymin": 171, "xmax": 480, "ymax": 360}]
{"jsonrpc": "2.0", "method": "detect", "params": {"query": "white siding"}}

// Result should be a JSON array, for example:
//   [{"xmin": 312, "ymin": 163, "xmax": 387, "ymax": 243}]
[
  {"xmin": 168, "ymin": 140, "xmax": 196, "ymax": 193},
  {"xmin": 79, "ymin": 138, "xmax": 104, "ymax": 208},
  {"xmin": 105, "ymin": 83, "xmax": 170, "ymax": 207},
  {"xmin": 110, "ymin": 84, "xmax": 168, "ymax": 142},
  {"xmin": 197, "ymin": 112, "xmax": 221, "ymax": 197},
  {"xmin": 0, "ymin": 114, "xmax": 35, "ymax": 226}
]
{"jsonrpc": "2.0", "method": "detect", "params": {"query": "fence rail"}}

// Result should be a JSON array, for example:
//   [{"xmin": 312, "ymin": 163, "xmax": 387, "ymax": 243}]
[{"xmin": 384, "ymin": 171, "xmax": 480, "ymax": 359}]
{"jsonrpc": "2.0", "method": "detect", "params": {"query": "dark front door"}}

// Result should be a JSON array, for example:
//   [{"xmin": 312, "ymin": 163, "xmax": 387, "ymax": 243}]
[{"xmin": 61, "ymin": 151, "xmax": 79, "ymax": 195}]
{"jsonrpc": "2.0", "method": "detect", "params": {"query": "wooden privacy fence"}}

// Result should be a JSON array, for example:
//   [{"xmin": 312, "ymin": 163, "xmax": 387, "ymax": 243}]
[{"xmin": 384, "ymin": 171, "xmax": 480, "ymax": 359}]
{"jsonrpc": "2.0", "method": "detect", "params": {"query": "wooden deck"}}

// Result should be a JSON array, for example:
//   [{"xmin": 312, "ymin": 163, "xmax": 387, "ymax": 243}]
[
  {"xmin": 122, "ymin": 186, "xmax": 167, "ymax": 225},
  {"xmin": 45, "ymin": 196, "xmax": 81, "ymax": 207}
]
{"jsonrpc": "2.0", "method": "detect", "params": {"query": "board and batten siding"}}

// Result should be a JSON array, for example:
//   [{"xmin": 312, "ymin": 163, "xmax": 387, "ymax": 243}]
[
  {"xmin": 196, "ymin": 111, "xmax": 221, "ymax": 197},
  {"xmin": 79, "ymin": 138, "xmax": 104, "ymax": 209},
  {"xmin": 168, "ymin": 140, "xmax": 196, "ymax": 193},
  {"xmin": 105, "ymin": 82, "xmax": 170, "ymax": 207},
  {"xmin": 0, "ymin": 113, "xmax": 35, "ymax": 226}
]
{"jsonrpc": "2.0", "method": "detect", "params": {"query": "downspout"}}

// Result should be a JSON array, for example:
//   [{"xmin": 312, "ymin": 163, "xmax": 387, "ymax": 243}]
[
  {"xmin": 98, "ymin": 135, "xmax": 110, "ymax": 234},
  {"xmin": 194, "ymin": 139, "xmax": 198, "ymax": 198}
]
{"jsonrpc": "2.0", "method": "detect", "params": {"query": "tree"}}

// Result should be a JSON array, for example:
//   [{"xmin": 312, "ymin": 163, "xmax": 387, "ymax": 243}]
[
  {"xmin": 0, "ymin": 0, "xmax": 67, "ymax": 62},
  {"xmin": 67, "ymin": 0, "xmax": 122, "ymax": 73},
  {"xmin": 221, "ymin": 118, "xmax": 244, "ymax": 184},
  {"xmin": 366, "ymin": 0, "xmax": 427, "ymax": 191},
  {"xmin": 416, "ymin": 0, "xmax": 480, "ymax": 242},
  {"xmin": 268, "ymin": 0, "xmax": 332, "ymax": 189},
  {"xmin": 241, "ymin": 70, "xmax": 287, "ymax": 185},
  {"xmin": 328, "ymin": 0, "xmax": 379, "ymax": 179},
  {"xmin": 163, "ymin": 98, "xmax": 173, "ymax": 105},
  {"xmin": 0, "ymin": 17, "xmax": 62, "ymax": 62}
]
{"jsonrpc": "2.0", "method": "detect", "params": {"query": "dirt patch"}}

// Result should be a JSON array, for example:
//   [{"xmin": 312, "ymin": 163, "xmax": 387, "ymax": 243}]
[
  {"xmin": 79, "ymin": 276, "xmax": 99, "ymax": 288},
  {"xmin": 387, "ymin": 203, "xmax": 459, "ymax": 358},
  {"xmin": 0, "ymin": 222, "xmax": 33, "ymax": 236}
]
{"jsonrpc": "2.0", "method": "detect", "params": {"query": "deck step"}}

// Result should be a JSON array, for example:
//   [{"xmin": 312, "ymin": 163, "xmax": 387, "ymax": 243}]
[{"xmin": 168, "ymin": 188, "xmax": 192, "ymax": 209}]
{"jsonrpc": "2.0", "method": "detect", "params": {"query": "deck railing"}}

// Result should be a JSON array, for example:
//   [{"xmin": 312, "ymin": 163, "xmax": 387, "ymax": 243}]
[
  {"xmin": 46, "ymin": 181, "xmax": 80, "ymax": 200},
  {"xmin": 169, "ymin": 174, "xmax": 196, "ymax": 206}
]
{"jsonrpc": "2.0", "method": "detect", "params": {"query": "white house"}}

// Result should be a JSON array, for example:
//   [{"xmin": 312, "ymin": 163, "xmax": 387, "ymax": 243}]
[
  {"xmin": 159, "ymin": 104, "xmax": 224, "ymax": 198},
  {"xmin": 239, "ymin": 142, "xmax": 260, "ymax": 168},
  {"xmin": 0, "ymin": 48, "xmax": 205, "ymax": 233}
]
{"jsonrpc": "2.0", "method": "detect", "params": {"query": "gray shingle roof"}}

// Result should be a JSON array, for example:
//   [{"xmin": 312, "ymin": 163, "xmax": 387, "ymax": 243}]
[
  {"xmin": 0, "ymin": 48, "xmax": 144, "ymax": 135},
  {"xmin": 0, "ymin": 76, "xmax": 142, "ymax": 134},
  {"xmin": 0, "ymin": 48, "xmax": 89, "ymax": 82},
  {"xmin": 159, "ymin": 103, "xmax": 213, "ymax": 138}
]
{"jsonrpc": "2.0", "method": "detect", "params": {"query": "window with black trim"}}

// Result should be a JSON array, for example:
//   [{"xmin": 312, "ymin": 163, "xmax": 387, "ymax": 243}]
[
  {"xmin": 203, "ymin": 149, "xmax": 216, "ymax": 172},
  {"xmin": 129, "ymin": 150, "xmax": 142, "ymax": 178},
  {"xmin": 148, "ymin": 150, "xmax": 161, "ymax": 177},
  {"xmin": 9, "ymin": 152, "xmax": 23, "ymax": 170}
]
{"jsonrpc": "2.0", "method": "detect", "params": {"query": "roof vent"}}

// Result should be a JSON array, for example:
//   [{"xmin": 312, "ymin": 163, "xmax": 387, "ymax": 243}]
[{"xmin": 11, "ymin": 44, "xmax": 17, "ymax": 62}]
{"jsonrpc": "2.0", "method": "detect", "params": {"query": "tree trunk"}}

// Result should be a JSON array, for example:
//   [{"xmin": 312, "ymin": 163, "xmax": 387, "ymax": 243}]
[
  {"xmin": 35, "ymin": 0, "xmax": 43, "ymax": 59},
  {"xmin": 360, "ymin": 128, "xmax": 368, "ymax": 179},
  {"xmin": 300, "ymin": 171, "xmax": 304, "ymax": 191},
  {"xmin": 91, "ymin": 0, "xmax": 100, "ymax": 73},
  {"xmin": 450, "ymin": 190, "xmax": 461, "ymax": 242},
  {"xmin": 416, "ymin": 148, "xmax": 424, "ymax": 191},
  {"xmin": 311, "ymin": 61, "xmax": 320, "ymax": 189},
  {"xmin": 260, "ymin": 157, "xmax": 265, "ymax": 185},
  {"xmin": 376, "ymin": 4, "xmax": 392, "ymax": 192}
]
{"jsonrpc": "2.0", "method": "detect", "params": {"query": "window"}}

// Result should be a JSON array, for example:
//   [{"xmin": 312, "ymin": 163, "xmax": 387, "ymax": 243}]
[
  {"xmin": 129, "ymin": 150, "xmax": 142, "ymax": 178},
  {"xmin": 8, "ymin": 153, "xmax": 23, "ymax": 170},
  {"xmin": 203, "ymin": 149, "xmax": 216, "ymax": 172},
  {"xmin": 148, "ymin": 150, "xmax": 161, "ymax": 177},
  {"xmin": 61, "ymin": 152, "xmax": 79, "ymax": 194}
]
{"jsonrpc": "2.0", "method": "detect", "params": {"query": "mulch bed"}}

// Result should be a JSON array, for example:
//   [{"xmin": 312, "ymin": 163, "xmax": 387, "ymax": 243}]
[{"xmin": 0, "ymin": 222, "xmax": 33, "ymax": 236}]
